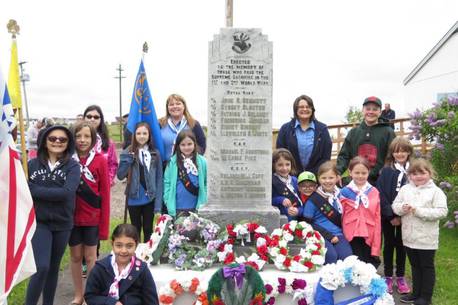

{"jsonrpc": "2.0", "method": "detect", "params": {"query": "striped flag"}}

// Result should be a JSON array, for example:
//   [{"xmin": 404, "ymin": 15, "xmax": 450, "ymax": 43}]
[{"xmin": 0, "ymin": 67, "xmax": 36, "ymax": 304}]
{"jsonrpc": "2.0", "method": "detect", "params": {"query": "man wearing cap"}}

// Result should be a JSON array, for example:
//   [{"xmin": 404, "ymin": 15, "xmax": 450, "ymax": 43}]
[{"xmin": 336, "ymin": 96, "xmax": 395, "ymax": 185}]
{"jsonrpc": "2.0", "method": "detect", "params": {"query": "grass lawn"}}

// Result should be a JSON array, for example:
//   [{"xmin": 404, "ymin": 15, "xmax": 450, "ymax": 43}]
[
  {"xmin": 7, "ymin": 224, "xmax": 458, "ymax": 304},
  {"xmin": 107, "ymin": 123, "xmax": 122, "ymax": 143}
]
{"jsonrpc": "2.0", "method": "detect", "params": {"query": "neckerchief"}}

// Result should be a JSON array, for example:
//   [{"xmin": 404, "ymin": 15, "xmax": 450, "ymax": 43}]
[
  {"xmin": 394, "ymin": 161, "xmax": 409, "ymax": 192},
  {"xmin": 182, "ymin": 154, "xmax": 198, "ymax": 175},
  {"xmin": 94, "ymin": 134, "xmax": 103, "ymax": 153},
  {"xmin": 73, "ymin": 149, "xmax": 96, "ymax": 183},
  {"xmin": 167, "ymin": 117, "xmax": 188, "ymax": 157},
  {"xmin": 273, "ymin": 173, "xmax": 302, "ymax": 204},
  {"xmin": 48, "ymin": 160, "xmax": 61, "ymax": 172},
  {"xmin": 346, "ymin": 181, "xmax": 372, "ymax": 209},
  {"xmin": 138, "ymin": 146, "xmax": 151, "ymax": 171},
  {"xmin": 316, "ymin": 186, "xmax": 342, "ymax": 213},
  {"xmin": 108, "ymin": 254, "xmax": 135, "ymax": 300}
]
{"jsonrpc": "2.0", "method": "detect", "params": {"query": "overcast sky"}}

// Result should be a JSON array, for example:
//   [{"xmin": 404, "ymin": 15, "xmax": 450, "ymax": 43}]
[{"xmin": 0, "ymin": 0, "xmax": 457, "ymax": 128}]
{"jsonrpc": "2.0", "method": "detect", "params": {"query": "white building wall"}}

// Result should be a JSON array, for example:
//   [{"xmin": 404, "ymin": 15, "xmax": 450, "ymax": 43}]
[{"xmin": 404, "ymin": 33, "xmax": 458, "ymax": 111}]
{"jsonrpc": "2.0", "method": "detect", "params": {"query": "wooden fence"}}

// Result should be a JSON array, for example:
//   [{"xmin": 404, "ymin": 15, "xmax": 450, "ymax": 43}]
[{"xmin": 272, "ymin": 117, "xmax": 432, "ymax": 160}]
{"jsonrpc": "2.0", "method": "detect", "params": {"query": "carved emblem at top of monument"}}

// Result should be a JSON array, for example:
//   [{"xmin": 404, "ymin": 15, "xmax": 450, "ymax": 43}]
[{"xmin": 232, "ymin": 32, "xmax": 251, "ymax": 54}]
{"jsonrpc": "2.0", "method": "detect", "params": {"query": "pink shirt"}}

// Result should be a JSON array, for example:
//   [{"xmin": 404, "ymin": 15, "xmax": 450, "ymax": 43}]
[{"xmin": 340, "ymin": 186, "xmax": 381, "ymax": 256}]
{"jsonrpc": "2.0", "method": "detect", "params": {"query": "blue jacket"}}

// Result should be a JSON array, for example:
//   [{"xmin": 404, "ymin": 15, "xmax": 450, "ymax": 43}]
[
  {"xmin": 272, "ymin": 175, "xmax": 302, "ymax": 221},
  {"xmin": 117, "ymin": 148, "xmax": 163, "ymax": 212},
  {"xmin": 85, "ymin": 255, "xmax": 159, "ymax": 305},
  {"xmin": 163, "ymin": 154, "xmax": 207, "ymax": 217},
  {"xmin": 276, "ymin": 119, "xmax": 332, "ymax": 174},
  {"xmin": 376, "ymin": 166, "xmax": 407, "ymax": 220}
]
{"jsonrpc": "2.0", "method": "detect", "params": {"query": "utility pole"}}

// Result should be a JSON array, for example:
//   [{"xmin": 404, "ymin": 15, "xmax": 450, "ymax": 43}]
[
  {"xmin": 114, "ymin": 64, "xmax": 126, "ymax": 143},
  {"xmin": 226, "ymin": 0, "xmax": 233, "ymax": 27},
  {"xmin": 19, "ymin": 61, "xmax": 30, "ymax": 128}
]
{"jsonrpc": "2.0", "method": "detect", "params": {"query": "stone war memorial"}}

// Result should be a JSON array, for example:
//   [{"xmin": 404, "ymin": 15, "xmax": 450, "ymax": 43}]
[{"xmin": 200, "ymin": 28, "xmax": 281, "ymax": 232}]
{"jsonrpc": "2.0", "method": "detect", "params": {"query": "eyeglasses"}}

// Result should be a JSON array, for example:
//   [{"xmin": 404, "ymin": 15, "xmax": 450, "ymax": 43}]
[
  {"xmin": 300, "ymin": 184, "xmax": 316, "ymax": 189},
  {"xmin": 85, "ymin": 114, "xmax": 101, "ymax": 120},
  {"xmin": 47, "ymin": 136, "xmax": 68, "ymax": 143}
]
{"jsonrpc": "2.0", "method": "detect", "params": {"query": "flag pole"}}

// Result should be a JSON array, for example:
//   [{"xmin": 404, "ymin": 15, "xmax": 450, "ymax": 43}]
[{"xmin": 7, "ymin": 19, "xmax": 28, "ymax": 176}]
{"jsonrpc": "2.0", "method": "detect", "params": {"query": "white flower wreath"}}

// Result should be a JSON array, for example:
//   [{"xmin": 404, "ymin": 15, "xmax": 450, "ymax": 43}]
[
  {"xmin": 217, "ymin": 222, "xmax": 270, "ymax": 271},
  {"xmin": 268, "ymin": 220, "xmax": 326, "ymax": 272},
  {"xmin": 136, "ymin": 214, "xmax": 173, "ymax": 264},
  {"xmin": 317, "ymin": 256, "xmax": 395, "ymax": 305}
]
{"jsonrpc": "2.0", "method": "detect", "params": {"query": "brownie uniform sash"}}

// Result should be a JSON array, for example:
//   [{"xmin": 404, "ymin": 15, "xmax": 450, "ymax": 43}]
[
  {"xmin": 178, "ymin": 159, "xmax": 199, "ymax": 196},
  {"xmin": 309, "ymin": 192, "xmax": 341, "ymax": 227},
  {"xmin": 73, "ymin": 150, "xmax": 101, "ymax": 209},
  {"xmin": 76, "ymin": 178, "xmax": 102, "ymax": 209},
  {"xmin": 272, "ymin": 174, "xmax": 302, "ymax": 206}
]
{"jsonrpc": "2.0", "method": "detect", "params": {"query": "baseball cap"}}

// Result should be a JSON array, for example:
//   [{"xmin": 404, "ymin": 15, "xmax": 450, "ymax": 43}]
[
  {"xmin": 363, "ymin": 96, "xmax": 382, "ymax": 108},
  {"xmin": 298, "ymin": 171, "xmax": 317, "ymax": 184}
]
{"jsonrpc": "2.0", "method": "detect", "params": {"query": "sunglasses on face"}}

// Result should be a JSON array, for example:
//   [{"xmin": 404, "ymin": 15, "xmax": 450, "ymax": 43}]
[
  {"xmin": 47, "ymin": 136, "xmax": 68, "ymax": 143},
  {"xmin": 85, "ymin": 114, "xmax": 101, "ymax": 120}
]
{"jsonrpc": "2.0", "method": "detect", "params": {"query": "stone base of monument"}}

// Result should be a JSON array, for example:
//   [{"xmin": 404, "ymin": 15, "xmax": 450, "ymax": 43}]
[{"xmin": 199, "ymin": 205, "xmax": 280, "ymax": 234}]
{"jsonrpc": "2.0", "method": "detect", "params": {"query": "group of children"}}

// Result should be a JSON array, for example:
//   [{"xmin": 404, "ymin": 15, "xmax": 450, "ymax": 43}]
[
  {"xmin": 26, "ymin": 113, "xmax": 206, "ymax": 305},
  {"xmin": 271, "ymin": 137, "xmax": 447, "ymax": 305}
]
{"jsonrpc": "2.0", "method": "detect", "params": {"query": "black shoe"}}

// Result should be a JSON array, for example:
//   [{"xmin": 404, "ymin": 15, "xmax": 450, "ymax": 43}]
[
  {"xmin": 400, "ymin": 294, "xmax": 418, "ymax": 303},
  {"xmin": 414, "ymin": 298, "xmax": 431, "ymax": 305}
]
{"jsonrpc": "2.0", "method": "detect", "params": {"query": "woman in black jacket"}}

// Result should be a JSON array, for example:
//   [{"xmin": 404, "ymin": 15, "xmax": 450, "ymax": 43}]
[
  {"xmin": 276, "ymin": 95, "xmax": 332, "ymax": 175},
  {"xmin": 25, "ymin": 125, "xmax": 81, "ymax": 305}
]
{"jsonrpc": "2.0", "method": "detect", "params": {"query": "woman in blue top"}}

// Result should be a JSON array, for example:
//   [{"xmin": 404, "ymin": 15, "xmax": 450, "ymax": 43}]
[
  {"xmin": 117, "ymin": 122, "xmax": 163, "ymax": 242},
  {"xmin": 163, "ymin": 130, "xmax": 207, "ymax": 217},
  {"xmin": 276, "ymin": 94, "xmax": 332, "ymax": 175},
  {"xmin": 159, "ymin": 94, "xmax": 206, "ymax": 163}
]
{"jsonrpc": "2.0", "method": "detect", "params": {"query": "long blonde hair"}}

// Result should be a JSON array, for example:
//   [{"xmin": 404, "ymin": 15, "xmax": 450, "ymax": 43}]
[{"xmin": 159, "ymin": 94, "xmax": 196, "ymax": 128}]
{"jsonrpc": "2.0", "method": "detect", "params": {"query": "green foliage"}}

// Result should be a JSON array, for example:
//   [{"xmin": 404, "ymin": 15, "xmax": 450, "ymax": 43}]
[
  {"xmin": 345, "ymin": 106, "xmax": 363, "ymax": 124},
  {"xmin": 409, "ymin": 96, "xmax": 458, "ymax": 226}
]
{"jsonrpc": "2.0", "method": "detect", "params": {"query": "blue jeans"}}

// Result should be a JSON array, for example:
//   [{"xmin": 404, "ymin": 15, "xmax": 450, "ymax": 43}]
[
  {"xmin": 25, "ymin": 225, "xmax": 71, "ymax": 305},
  {"xmin": 324, "ymin": 235, "xmax": 353, "ymax": 264}
]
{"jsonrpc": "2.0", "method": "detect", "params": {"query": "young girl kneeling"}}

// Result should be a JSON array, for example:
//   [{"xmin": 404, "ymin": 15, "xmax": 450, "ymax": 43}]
[
  {"xmin": 301, "ymin": 161, "xmax": 352, "ymax": 264},
  {"xmin": 272, "ymin": 148, "xmax": 303, "ymax": 221},
  {"xmin": 85, "ymin": 224, "xmax": 159, "ymax": 305}
]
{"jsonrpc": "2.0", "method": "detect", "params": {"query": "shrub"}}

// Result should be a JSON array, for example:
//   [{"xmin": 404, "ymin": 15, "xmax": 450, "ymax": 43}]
[{"xmin": 409, "ymin": 95, "xmax": 458, "ymax": 227}]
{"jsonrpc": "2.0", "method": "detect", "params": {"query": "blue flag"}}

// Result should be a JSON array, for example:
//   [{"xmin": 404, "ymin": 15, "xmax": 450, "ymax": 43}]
[
  {"xmin": 127, "ymin": 60, "xmax": 164, "ymax": 158},
  {"xmin": 0, "ymin": 68, "xmax": 16, "ymax": 152}
]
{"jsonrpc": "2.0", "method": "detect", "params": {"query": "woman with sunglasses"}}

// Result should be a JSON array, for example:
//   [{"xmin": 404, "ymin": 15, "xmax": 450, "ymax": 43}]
[
  {"xmin": 26, "ymin": 125, "xmax": 81, "ymax": 305},
  {"xmin": 83, "ymin": 105, "xmax": 119, "ymax": 186}
]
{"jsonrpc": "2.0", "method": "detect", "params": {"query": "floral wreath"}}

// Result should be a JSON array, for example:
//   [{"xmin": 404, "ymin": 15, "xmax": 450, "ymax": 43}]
[
  {"xmin": 168, "ymin": 212, "xmax": 222, "ymax": 271},
  {"xmin": 268, "ymin": 220, "xmax": 326, "ymax": 272},
  {"xmin": 207, "ymin": 263, "xmax": 265, "ymax": 305},
  {"xmin": 315, "ymin": 256, "xmax": 394, "ymax": 305},
  {"xmin": 216, "ymin": 222, "xmax": 270, "ymax": 271},
  {"xmin": 158, "ymin": 277, "xmax": 208, "ymax": 305},
  {"xmin": 137, "ymin": 214, "xmax": 173, "ymax": 264},
  {"xmin": 264, "ymin": 277, "xmax": 314, "ymax": 305}
]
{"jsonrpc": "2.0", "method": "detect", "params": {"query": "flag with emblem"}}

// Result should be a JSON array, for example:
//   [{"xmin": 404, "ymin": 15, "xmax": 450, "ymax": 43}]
[
  {"xmin": 126, "ymin": 59, "xmax": 164, "ymax": 158},
  {"xmin": 0, "ymin": 67, "xmax": 36, "ymax": 304}
]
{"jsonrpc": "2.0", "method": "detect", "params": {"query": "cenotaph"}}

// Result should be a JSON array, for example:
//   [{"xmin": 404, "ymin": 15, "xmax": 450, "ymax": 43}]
[{"xmin": 199, "ymin": 28, "xmax": 280, "ymax": 232}]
